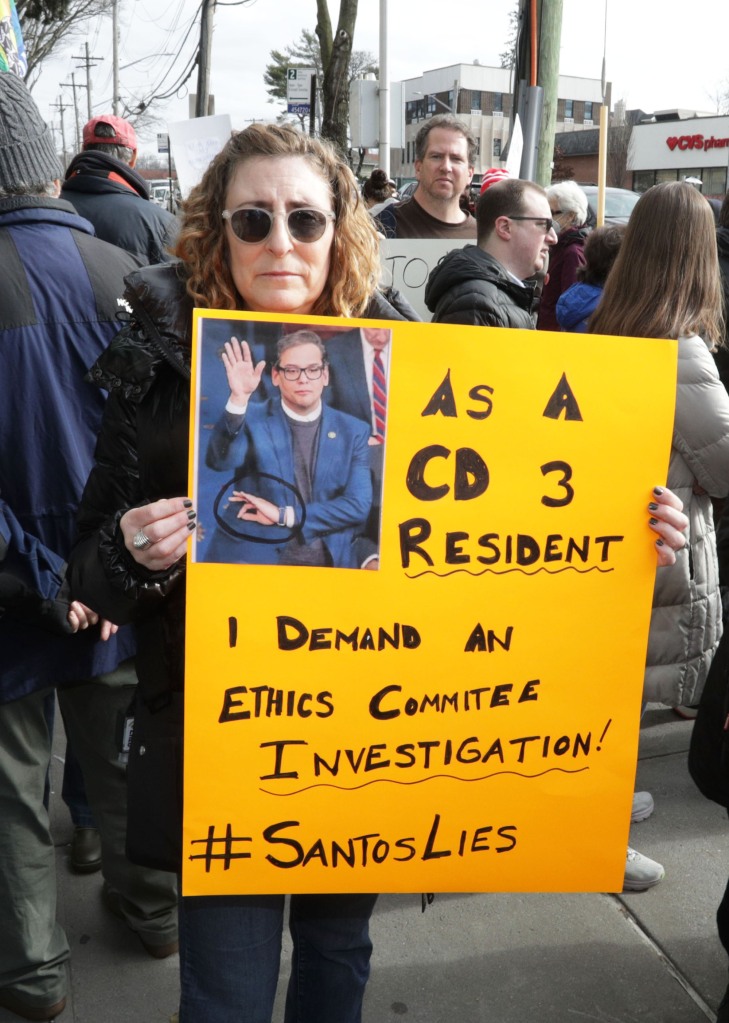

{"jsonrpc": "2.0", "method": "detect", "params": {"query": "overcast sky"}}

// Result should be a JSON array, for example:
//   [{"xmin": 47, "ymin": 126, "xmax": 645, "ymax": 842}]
[{"xmin": 29, "ymin": 0, "xmax": 729, "ymax": 157}]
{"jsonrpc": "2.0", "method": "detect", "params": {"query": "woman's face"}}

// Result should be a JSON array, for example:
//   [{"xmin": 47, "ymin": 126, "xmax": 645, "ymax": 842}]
[
  {"xmin": 223, "ymin": 155, "xmax": 335, "ymax": 315},
  {"xmin": 549, "ymin": 200, "xmax": 577, "ymax": 231}
]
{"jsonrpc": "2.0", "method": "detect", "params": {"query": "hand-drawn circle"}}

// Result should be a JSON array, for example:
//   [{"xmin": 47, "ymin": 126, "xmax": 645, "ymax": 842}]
[{"xmin": 213, "ymin": 471, "xmax": 306, "ymax": 543}]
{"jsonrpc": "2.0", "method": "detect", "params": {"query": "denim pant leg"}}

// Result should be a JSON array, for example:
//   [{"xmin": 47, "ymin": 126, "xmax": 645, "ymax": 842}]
[
  {"xmin": 0, "ymin": 688, "xmax": 69, "ymax": 1003},
  {"xmin": 179, "ymin": 894, "xmax": 284, "ymax": 1023},
  {"xmin": 284, "ymin": 893, "xmax": 378, "ymax": 1023},
  {"xmin": 58, "ymin": 661, "xmax": 178, "ymax": 947}
]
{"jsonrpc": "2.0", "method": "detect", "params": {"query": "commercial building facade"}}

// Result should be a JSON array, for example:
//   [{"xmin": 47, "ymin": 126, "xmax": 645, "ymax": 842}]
[
  {"xmin": 628, "ymin": 113, "xmax": 729, "ymax": 197},
  {"xmin": 392, "ymin": 63, "xmax": 605, "ymax": 181}
]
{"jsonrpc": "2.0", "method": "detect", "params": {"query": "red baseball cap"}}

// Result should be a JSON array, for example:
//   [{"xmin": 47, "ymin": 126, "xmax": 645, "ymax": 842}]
[
  {"xmin": 480, "ymin": 167, "xmax": 511, "ymax": 194},
  {"xmin": 83, "ymin": 115, "xmax": 137, "ymax": 150}
]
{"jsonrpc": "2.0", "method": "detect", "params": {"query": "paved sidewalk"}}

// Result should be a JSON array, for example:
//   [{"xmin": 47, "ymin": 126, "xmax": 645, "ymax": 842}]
[{"xmin": 2, "ymin": 706, "xmax": 727, "ymax": 1022}]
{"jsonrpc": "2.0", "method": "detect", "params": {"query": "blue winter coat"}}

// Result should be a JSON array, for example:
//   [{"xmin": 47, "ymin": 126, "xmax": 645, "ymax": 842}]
[
  {"xmin": 0, "ymin": 197, "xmax": 138, "ymax": 702},
  {"xmin": 556, "ymin": 282, "xmax": 603, "ymax": 333}
]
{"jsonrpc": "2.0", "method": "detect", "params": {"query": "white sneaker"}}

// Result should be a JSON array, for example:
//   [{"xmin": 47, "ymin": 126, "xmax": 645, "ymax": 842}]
[
  {"xmin": 624, "ymin": 847, "xmax": 665, "ymax": 891},
  {"xmin": 631, "ymin": 791, "xmax": 654, "ymax": 822}
]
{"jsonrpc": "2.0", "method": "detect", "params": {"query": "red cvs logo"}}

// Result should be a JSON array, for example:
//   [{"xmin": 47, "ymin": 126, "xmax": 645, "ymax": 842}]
[{"xmin": 666, "ymin": 136, "xmax": 678, "ymax": 151}]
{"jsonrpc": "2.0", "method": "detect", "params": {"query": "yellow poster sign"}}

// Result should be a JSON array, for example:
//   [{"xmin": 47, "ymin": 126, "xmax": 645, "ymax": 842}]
[{"xmin": 183, "ymin": 311, "xmax": 676, "ymax": 896}]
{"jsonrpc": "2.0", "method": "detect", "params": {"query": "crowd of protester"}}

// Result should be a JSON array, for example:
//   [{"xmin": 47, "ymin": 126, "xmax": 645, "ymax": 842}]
[{"xmin": 2, "ymin": 68, "xmax": 729, "ymax": 1023}]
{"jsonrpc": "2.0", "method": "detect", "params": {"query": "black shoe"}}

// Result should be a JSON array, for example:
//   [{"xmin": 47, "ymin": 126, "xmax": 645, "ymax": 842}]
[
  {"xmin": 101, "ymin": 883, "xmax": 179, "ymax": 959},
  {"xmin": 0, "ymin": 989, "xmax": 66, "ymax": 1021},
  {"xmin": 70, "ymin": 827, "xmax": 102, "ymax": 874}
]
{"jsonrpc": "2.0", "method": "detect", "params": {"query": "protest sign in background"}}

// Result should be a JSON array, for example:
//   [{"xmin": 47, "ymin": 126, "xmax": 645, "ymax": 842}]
[
  {"xmin": 379, "ymin": 239, "xmax": 469, "ymax": 320},
  {"xmin": 184, "ymin": 311, "xmax": 676, "ymax": 896}
]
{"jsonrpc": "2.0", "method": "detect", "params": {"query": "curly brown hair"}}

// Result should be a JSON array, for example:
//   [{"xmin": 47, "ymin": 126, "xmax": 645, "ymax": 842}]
[{"xmin": 174, "ymin": 123, "xmax": 380, "ymax": 317}]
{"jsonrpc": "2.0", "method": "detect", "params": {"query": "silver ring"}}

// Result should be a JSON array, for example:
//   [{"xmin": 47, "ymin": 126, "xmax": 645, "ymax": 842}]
[{"xmin": 132, "ymin": 529, "xmax": 154, "ymax": 551}]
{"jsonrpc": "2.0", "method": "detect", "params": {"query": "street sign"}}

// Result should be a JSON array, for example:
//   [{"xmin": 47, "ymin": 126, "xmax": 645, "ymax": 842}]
[
  {"xmin": 286, "ymin": 67, "xmax": 315, "ymax": 115},
  {"xmin": 157, "ymin": 133, "xmax": 170, "ymax": 154}
]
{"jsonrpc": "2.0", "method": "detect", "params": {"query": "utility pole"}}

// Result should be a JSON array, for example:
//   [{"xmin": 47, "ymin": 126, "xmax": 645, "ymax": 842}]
[
  {"xmin": 536, "ymin": 0, "xmax": 563, "ymax": 187},
  {"xmin": 378, "ymin": 0, "xmax": 390, "ymax": 175},
  {"xmin": 51, "ymin": 94, "xmax": 69, "ymax": 168},
  {"xmin": 112, "ymin": 0, "xmax": 119, "ymax": 116},
  {"xmin": 61, "ymin": 73, "xmax": 85, "ymax": 152},
  {"xmin": 195, "ymin": 0, "xmax": 215, "ymax": 118},
  {"xmin": 72, "ymin": 42, "xmax": 101, "ymax": 121}
]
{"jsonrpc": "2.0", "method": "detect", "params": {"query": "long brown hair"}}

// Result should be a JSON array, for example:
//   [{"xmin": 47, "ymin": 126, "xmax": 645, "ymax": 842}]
[
  {"xmin": 588, "ymin": 181, "xmax": 723, "ymax": 347},
  {"xmin": 175, "ymin": 123, "xmax": 380, "ymax": 317}
]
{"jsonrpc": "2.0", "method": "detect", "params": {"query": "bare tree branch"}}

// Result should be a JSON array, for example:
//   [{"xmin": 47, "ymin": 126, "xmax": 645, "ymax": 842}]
[{"xmin": 17, "ymin": 0, "xmax": 114, "ymax": 86}]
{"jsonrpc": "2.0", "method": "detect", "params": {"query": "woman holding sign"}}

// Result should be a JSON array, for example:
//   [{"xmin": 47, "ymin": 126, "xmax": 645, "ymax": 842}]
[
  {"xmin": 590, "ymin": 180, "xmax": 729, "ymax": 889},
  {"xmin": 70, "ymin": 124, "xmax": 688, "ymax": 1022},
  {"xmin": 69, "ymin": 123, "xmax": 415, "ymax": 1023}
]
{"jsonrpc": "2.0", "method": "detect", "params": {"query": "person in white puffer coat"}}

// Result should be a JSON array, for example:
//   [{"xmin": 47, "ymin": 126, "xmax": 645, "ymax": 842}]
[{"xmin": 589, "ymin": 179, "xmax": 729, "ymax": 891}]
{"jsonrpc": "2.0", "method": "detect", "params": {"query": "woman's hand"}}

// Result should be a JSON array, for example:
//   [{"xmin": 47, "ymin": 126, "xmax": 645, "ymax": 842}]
[
  {"xmin": 67, "ymin": 600, "xmax": 99, "ymax": 632},
  {"xmin": 648, "ymin": 486, "xmax": 688, "ymax": 566},
  {"xmin": 221, "ymin": 338, "xmax": 265, "ymax": 407},
  {"xmin": 120, "ymin": 497, "xmax": 196, "ymax": 571},
  {"xmin": 230, "ymin": 490, "xmax": 279, "ymax": 526},
  {"xmin": 67, "ymin": 602, "xmax": 118, "ymax": 640}
]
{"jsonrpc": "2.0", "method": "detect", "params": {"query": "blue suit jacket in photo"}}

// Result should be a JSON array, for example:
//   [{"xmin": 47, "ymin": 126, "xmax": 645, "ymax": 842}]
[{"xmin": 204, "ymin": 398, "xmax": 372, "ymax": 568}]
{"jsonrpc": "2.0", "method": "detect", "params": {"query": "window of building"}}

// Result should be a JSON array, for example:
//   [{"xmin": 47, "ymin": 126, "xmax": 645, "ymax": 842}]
[
  {"xmin": 564, "ymin": 99, "xmax": 574, "ymax": 119},
  {"xmin": 632, "ymin": 170, "xmax": 655, "ymax": 193},
  {"xmin": 655, "ymin": 168, "xmax": 678, "ymax": 184},
  {"xmin": 493, "ymin": 93, "xmax": 503, "ymax": 113},
  {"xmin": 584, "ymin": 101, "xmax": 593, "ymax": 121},
  {"xmin": 704, "ymin": 166, "xmax": 728, "ymax": 196},
  {"xmin": 493, "ymin": 138, "xmax": 502, "ymax": 158}
]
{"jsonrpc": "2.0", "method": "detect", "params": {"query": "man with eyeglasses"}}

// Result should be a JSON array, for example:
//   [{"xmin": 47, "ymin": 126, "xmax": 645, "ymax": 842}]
[
  {"xmin": 425, "ymin": 177, "xmax": 558, "ymax": 327},
  {"xmin": 205, "ymin": 330, "xmax": 372, "ymax": 569}
]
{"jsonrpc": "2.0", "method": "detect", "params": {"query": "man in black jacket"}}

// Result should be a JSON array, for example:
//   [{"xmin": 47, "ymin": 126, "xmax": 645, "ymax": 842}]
[
  {"xmin": 62, "ymin": 114, "xmax": 178, "ymax": 265},
  {"xmin": 425, "ymin": 178, "xmax": 557, "ymax": 327}
]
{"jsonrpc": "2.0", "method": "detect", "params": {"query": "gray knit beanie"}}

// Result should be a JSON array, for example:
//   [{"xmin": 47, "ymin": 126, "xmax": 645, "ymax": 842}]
[{"xmin": 0, "ymin": 72, "xmax": 62, "ymax": 190}]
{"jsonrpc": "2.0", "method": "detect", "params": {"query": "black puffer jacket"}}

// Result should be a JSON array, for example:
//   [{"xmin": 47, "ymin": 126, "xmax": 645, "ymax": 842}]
[
  {"xmin": 69, "ymin": 262, "xmax": 418, "ymax": 871},
  {"xmin": 425, "ymin": 245, "xmax": 537, "ymax": 328}
]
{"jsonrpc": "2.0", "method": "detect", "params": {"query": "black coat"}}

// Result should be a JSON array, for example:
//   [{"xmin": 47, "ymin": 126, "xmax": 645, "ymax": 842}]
[
  {"xmin": 69, "ymin": 263, "xmax": 417, "ymax": 871},
  {"xmin": 62, "ymin": 151, "xmax": 179, "ymax": 265},
  {"xmin": 424, "ymin": 245, "xmax": 537, "ymax": 329}
]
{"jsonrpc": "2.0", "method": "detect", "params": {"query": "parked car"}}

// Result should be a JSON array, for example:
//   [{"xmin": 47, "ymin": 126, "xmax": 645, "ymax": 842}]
[
  {"xmin": 578, "ymin": 185, "xmax": 641, "ymax": 227},
  {"xmin": 399, "ymin": 180, "xmax": 418, "ymax": 200}
]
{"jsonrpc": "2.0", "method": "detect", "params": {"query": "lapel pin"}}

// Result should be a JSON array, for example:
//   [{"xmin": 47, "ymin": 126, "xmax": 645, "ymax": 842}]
[{"xmin": 328, "ymin": 431, "xmax": 336, "ymax": 439}]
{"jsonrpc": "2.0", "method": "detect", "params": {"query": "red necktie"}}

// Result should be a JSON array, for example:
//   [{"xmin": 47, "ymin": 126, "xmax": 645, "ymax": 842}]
[{"xmin": 373, "ymin": 350, "xmax": 387, "ymax": 439}]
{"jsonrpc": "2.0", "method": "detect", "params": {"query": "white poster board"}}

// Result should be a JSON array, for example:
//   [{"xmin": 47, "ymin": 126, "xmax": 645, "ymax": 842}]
[
  {"xmin": 378, "ymin": 239, "xmax": 470, "ymax": 321},
  {"xmin": 168, "ymin": 114, "xmax": 233, "ymax": 198}
]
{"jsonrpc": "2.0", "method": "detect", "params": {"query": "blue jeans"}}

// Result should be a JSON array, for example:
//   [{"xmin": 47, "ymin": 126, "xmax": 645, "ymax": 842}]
[{"xmin": 178, "ymin": 892, "xmax": 378, "ymax": 1023}]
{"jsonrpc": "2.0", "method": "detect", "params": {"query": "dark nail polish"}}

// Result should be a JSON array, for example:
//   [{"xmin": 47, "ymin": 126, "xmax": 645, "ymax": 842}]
[
  {"xmin": 653, "ymin": 486, "xmax": 664, "ymax": 496},
  {"xmin": 655, "ymin": 538, "xmax": 665, "ymax": 546},
  {"xmin": 648, "ymin": 503, "xmax": 658, "ymax": 511},
  {"xmin": 188, "ymin": 521, "xmax": 196, "ymax": 531},
  {"xmin": 187, "ymin": 510, "xmax": 197, "ymax": 520},
  {"xmin": 649, "ymin": 517, "xmax": 658, "ymax": 526},
  {"xmin": 183, "ymin": 499, "xmax": 193, "ymax": 508}
]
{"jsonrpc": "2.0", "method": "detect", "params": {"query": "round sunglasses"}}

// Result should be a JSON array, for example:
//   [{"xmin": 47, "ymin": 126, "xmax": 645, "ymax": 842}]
[{"xmin": 222, "ymin": 206, "xmax": 335, "ymax": 244}]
